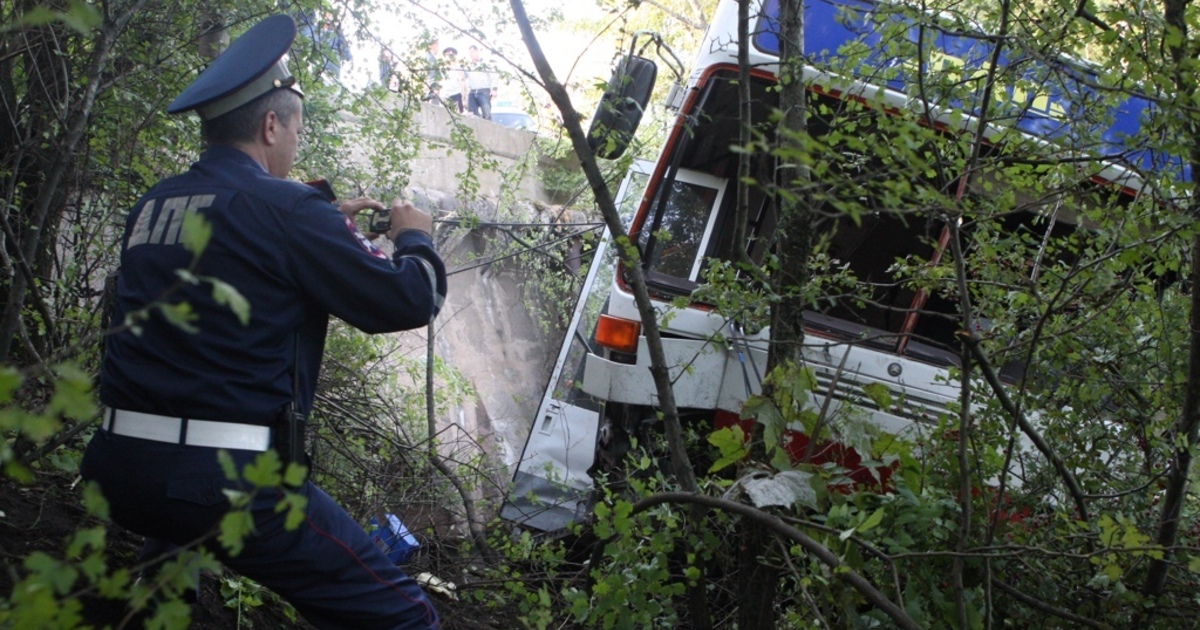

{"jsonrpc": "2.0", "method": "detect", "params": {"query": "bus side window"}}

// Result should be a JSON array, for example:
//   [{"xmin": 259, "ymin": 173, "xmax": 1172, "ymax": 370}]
[
  {"xmin": 644, "ymin": 180, "xmax": 716, "ymax": 278},
  {"xmin": 639, "ymin": 169, "xmax": 728, "ymax": 286}
]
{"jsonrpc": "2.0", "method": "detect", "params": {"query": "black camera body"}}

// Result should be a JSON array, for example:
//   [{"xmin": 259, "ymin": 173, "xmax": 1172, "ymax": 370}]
[{"xmin": 368, "ymin": 209, "xmax": 391, "ymax": 234}]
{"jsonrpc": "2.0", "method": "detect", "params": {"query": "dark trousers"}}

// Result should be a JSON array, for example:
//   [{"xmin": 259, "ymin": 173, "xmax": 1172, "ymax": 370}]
[
  {"xmin": 80, "ymin": 430, "xmax": 440, "ymax": 630},
  {"xmin": 447, "ymin": 94, "xmax": 463, "ymax": 113},
  {"xmin": 467, "ymin": 89, "xmax": 492, "ymax": 120}
]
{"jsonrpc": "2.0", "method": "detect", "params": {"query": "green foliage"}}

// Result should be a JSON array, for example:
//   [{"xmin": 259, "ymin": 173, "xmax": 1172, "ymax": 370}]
[
  {"xmin": 485, "ymin": 529, "xmax": 572, "ymax": 629},
  {"xmin": 8, "ymin": 0, "xmax": 1200, "ymax": 627},
  {"xmin": 219, "ymin": 573, "xmax": 299, "ymax": 628},
  {"xmin": 1, "ymin": 0, "xmax": 549, "ymax": 628},
  {"xmin": 0, "ymin": 361, "xmax": 93, "ymax": 482},
  {"xmin": 496, "ymin": 480, "xmax": 701, "ymax": 628},
  {"xmin": 5, "ymin": 1, "xmax": 101, "ymax": 34}
]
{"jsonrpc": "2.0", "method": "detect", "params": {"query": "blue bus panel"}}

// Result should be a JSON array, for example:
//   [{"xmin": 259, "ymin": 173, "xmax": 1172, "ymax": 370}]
[{"xmin": 753, "ymin": 0, "xmax": 1184, "ymax": 181}]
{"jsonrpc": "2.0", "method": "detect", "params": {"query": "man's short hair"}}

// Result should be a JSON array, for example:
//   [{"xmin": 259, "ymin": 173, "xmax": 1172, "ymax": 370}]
[{"xmin": 202, "ymin": 88, "xmax": 302, "ymax": 145}]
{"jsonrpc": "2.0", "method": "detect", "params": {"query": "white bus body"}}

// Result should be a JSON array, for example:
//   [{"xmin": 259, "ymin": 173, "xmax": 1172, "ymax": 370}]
[{"xmin": 502, "ymin": 0, "xmax": 1169, "ymax": 532}]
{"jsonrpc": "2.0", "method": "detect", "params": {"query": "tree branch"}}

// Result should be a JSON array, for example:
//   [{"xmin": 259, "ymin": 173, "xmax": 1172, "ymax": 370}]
[{"xmin": 508, "ymin": 0, "xmax": 699, "ymax": 493}]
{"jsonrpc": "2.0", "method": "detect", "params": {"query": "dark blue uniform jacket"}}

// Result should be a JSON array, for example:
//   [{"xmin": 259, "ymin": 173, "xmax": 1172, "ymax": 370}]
[{"xmin": 100, "ymin": 146, "xmax": 447, "ymax": 425}]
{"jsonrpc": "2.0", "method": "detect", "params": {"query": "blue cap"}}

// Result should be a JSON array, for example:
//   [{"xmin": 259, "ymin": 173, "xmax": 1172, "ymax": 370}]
[{"xmin": 168, "ymin": 15, "xmax": 305, "ymax": 120}]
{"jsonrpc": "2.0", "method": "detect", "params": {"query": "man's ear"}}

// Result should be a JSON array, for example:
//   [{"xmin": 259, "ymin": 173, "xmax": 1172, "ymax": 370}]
[{"xmin": 261, "ymin": 110, "xmax": 279, "ymax": 146}]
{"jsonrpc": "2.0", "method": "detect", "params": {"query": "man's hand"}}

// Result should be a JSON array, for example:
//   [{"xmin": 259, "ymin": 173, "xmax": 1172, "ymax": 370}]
[
  {"xmin": 386, "ymin": 200, "xmax": 433, "ymax": 241},
  {"xmin": 336, "ymin": 197, "xmax": 391, "ymax": 238},
  {"xmin": 338, "ymin": 197, "xmax": 384, "ymax": 220}
]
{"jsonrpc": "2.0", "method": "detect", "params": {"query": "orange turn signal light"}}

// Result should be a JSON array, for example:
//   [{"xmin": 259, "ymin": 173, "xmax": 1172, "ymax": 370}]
[{"xmin": 595, "ymin": 314, "xmax": 641, "ymax": 354}]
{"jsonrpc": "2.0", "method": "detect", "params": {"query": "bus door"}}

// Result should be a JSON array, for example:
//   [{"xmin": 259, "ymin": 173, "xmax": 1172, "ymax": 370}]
[{"xmin": 500, "ymin": 162, "xmax": 652, "ymax": 533}]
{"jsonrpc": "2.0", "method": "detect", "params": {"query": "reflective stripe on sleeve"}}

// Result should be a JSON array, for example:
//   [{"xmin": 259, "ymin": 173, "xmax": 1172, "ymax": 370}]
[{"xmin": 400, "ymin": 255, "xmax": 444, "ymax": 320}]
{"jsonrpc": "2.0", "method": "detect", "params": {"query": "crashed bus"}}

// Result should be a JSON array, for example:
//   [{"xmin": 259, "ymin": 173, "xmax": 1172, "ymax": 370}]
[{"xmin": 502, "ymin": 0, "xmax": 1180, "ymax": 532}]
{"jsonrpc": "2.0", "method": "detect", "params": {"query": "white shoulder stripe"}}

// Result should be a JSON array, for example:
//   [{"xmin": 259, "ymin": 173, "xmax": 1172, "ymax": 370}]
[{"xmin": 400, "ymin": 255, "xmax": 444, "ymax": 320}]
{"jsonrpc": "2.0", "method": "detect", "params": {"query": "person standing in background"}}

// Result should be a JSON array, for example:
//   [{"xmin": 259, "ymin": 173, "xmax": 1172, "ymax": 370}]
[
  {"xmin": 297, "ymin": 9, "xmax": 351, "ymax": 79},
  {"xmin": 422, "ymin": 37, "xmax": 441, "ymax": 102},
  {"xmin": 379, "ymin": 47, "xmax": 399, "ymax": 91},
  {"xmin": 441, "ymin": 46, "xmax": 465, "ymax": 113},
  {"xmin": 465, "ymin": 45, "xmax": 496, "ymax": 120}
]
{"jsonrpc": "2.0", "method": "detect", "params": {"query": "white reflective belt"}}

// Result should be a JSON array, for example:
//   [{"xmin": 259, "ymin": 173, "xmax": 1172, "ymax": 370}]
[{"xmin": 103, "ymin": 408, "xmax": 272, "ymax": 451}]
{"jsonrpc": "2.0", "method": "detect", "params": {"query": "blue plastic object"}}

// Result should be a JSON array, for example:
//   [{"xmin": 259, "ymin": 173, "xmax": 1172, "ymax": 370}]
[{"xmin": 368, "ymin": 513, "xmax": 419, "ymax": 565}]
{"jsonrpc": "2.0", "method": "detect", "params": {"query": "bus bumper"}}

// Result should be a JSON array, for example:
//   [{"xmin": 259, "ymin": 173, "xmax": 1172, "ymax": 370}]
[{"xmin": 580, "ymin": 336, "xmax": 765, "ymax": 412}]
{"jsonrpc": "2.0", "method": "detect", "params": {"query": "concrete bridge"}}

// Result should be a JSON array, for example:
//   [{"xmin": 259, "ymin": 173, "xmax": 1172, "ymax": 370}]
[
  {"xmin": 408, "ymin": 100, "xmax": 572, "ymax": 207},
  {"xmin": 380, "ymin": 100, "xmax": 590, "ymax": 534}
]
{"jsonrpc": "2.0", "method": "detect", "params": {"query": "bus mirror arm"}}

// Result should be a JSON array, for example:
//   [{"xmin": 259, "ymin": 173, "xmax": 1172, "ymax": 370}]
[{"xmin": 629, "ymin": 30, "xmax": 685, "ymax": 85}]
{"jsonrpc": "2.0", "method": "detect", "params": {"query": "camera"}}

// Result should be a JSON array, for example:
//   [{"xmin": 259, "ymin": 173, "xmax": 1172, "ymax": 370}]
[{"xmin": 368, "ymin": 208, "xmax": 391, "ymax": 234}]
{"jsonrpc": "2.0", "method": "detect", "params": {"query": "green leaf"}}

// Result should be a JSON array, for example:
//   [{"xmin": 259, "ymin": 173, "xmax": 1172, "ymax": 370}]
[
  {"xmin": 243, "ymin": 451, "xmax": 283, "ymax": 488},
  {"xmin": 78, "ymin": 551, "xmax": 107, "ymax": 582},
  {"xmin": 47, "ymin": 363, "xmax": 96, "ymax": 421},
  {"xmin": 222, "ymin": 488, "xmax": 248, "ymax": 508},
  {"xmin": 217, "ymin": 450, "xmax": 239, "ymax": 481},
  {"xmin": 707, "ymin": 426, "xmax": 748, "ymax": 472},
  {"xmin": 146, "ymin": 598, "xmax": 192, "ymax": 630},
  {"xmin": 8, "ymin": 3, "xmax": 99, "ymax": 33},
  {"xmin": 67, "ymin": 526, "xmax": 106, "ymax": 557},
  {"xmin": 861, "ymin": 382, "xmax": 893, "ymax": 410},
  {"xmin": 209, "ymin": 279, "xmax": 251, "ymax": 325},
  {"xmin": 24, "ymin": 552, "xmax": 78, "ymax": 594},
  {"xmin": 180, "ymin": 211, "xmax": 211, "ymax": 256},
  {"xmin": 14, "ymin": 409, "xmax": 60, "ymax": 442},
  {"xmin": 82, "ymin": 481, "xmax": 111, "ymax": 520},
  {"xmin": 13, "ymin": 7, "xmax": 56, "ymax": 28},
  {"xmin": 174, "ymin": 269, "xmax": 199, "ymax": 285},
  {"xmin": 283, "ymin": 462, "xmax": 308, "ymax": 487},
  {"xmin": 0, "ymin": 366, "xmax": 22, "ymax": 403},
  {"xmin": 61, "ymin": 0, "xmax": 102, "ymax": 33},
  {"xmin": 276, "ymin": 491, "xmax": 309, "ymax": 530},
  {"xmin": 5, "ymin": 459, "xmax": 34, "ymax": 483},
  {"xmin": 98, "ymin": 568, "xmax": 132, "ymax": 597},
  {"xmin": 157, "ymin": 302, "xmax": 199, "ymax": 334},
  {"xmin": 857, "ymin": 507, "xmax": 886, "ymax": 534},
  {"xmin": 1103, "ymin": 562, "xmax": 1121, "ymax": 583},
  {"xmin": 219, "ymin": 510, "xmax": 256, "ymax": 556}
]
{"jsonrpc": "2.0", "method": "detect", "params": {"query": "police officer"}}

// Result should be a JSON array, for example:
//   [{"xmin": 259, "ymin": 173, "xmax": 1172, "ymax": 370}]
[{"xmin": 80, "ymin": 15, "xmax": 443, "ymax": 630}]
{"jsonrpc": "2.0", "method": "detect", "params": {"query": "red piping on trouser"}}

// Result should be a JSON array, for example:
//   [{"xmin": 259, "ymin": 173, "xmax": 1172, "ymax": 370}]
[{"xmin": 303, "ymin": 513, "xmax": 440, "ymax": 629}]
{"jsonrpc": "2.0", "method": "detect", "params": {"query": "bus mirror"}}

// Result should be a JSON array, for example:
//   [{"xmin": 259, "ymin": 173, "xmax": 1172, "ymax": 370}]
[{"xmin": 587, "ymin": 55, "xmax": 657, "ymax": 160}]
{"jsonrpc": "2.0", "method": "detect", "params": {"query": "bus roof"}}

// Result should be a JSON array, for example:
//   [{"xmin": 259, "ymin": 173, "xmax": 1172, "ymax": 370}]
[{"xmin": 691, "ymin": 0, "xmax": 1185, "ymax": 186}]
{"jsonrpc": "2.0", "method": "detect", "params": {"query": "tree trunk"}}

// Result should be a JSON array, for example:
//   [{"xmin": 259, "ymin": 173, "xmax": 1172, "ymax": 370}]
[
  {"xmin": 765, "ymin": 0, "xmax": 812, "ymax": 373},
  {"xmin": 1143, "ymin": 0, "xmax": 1200, "ymax": 601},
  {"xmin": 733, "ymin": 0, "xmax": 811, "ymax": 626},
  {"xmin": 0, "ymin": 3, "xmax": 146, "ymax": 365}
]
